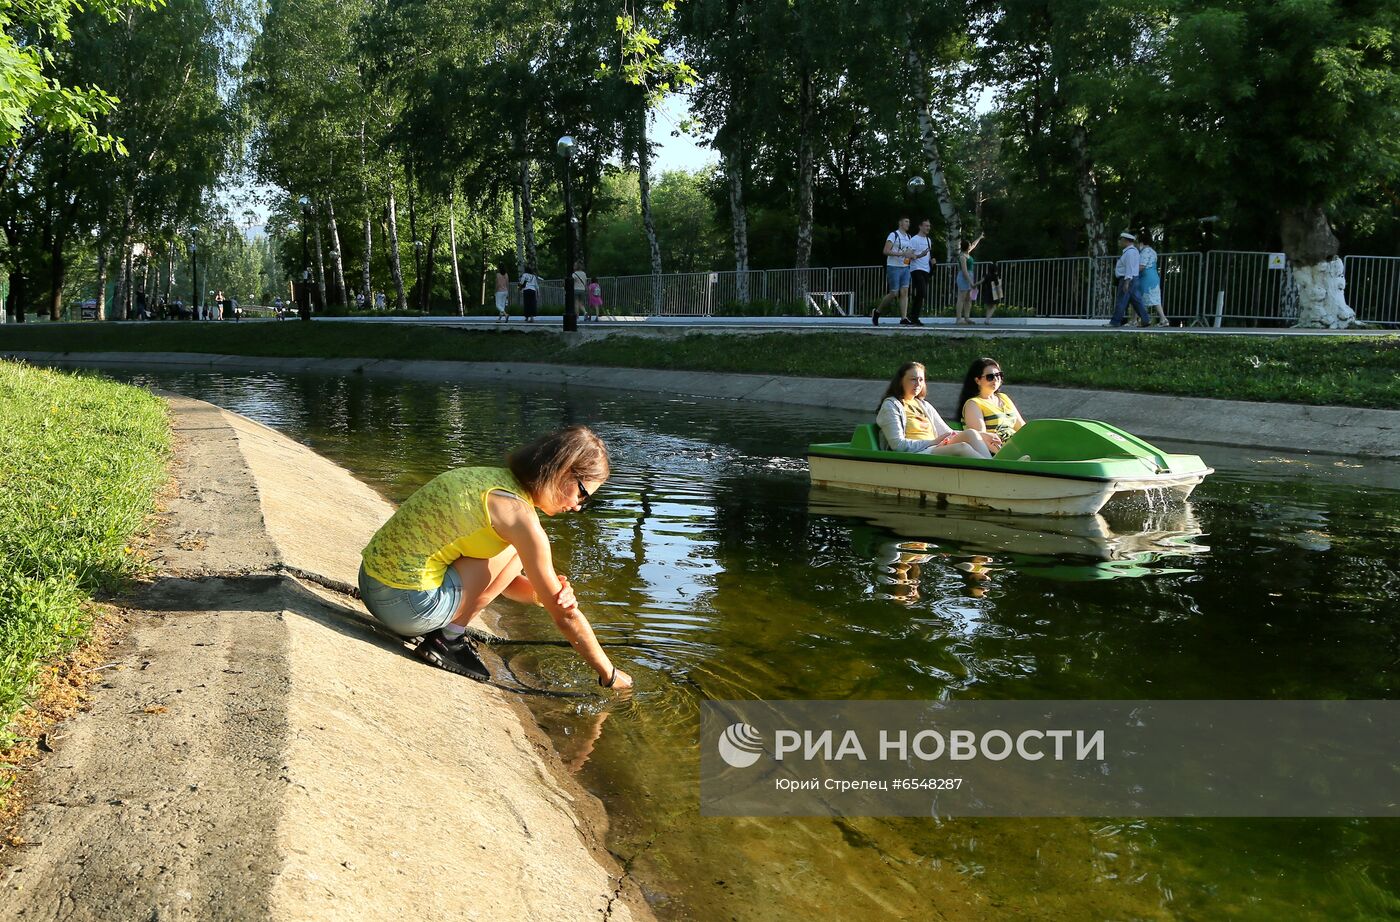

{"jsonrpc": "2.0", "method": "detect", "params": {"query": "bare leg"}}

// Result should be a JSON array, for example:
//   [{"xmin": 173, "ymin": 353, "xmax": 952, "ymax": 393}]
[
  {"xmin": 927, "ymin": 441, "xmax": 983, "ymax": 458},
  {"xmin": 944, "ymin": 429, "xmax": 995, "ymax": 458},
  {"xmin": 899, "ymin": 286, "xmax": 911, "ymax": 320},
  {"xmin": 446, "ymin": 546, "xmax": 524, "ymax": 626}
]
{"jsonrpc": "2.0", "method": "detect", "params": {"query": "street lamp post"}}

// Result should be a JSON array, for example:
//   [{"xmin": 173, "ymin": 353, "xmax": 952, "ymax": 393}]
[
  {"xmin": 187, "ymin": 242, "xmax": 197, "ymax": 320},
  {"xmin": 557, "ymin": 135, "xmax": 578, "ymax": 333},
  {"xmin": 298, "ymin": 196, "xmax": 312, "ymax": 321}
]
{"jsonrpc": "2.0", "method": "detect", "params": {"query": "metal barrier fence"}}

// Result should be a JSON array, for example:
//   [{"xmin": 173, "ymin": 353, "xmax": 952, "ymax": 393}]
[
  {"xmin": 498, "ymin": 252, "xmax": 1399, "ymax": 324},
  {"xmin": 1342, "ymin": 256, "xmax": 1400, "ymax": 327},
  {"xmin": 1202, "ymin": 250, "xmax": 1299, "ymax": 327},
  {"xmin": 1000, "ymin": 257, "xmax": 1092, "ymax": 319}
]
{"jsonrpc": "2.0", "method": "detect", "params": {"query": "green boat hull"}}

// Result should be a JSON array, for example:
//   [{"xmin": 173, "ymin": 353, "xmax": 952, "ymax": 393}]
[{"xmin": 807, "ymin": 419, "xmax": 1213, "ymax": 516}]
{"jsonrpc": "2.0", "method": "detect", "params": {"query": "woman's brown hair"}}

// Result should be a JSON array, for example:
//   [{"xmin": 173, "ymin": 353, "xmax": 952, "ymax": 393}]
[
  {"xmin": 878, "ymin": 361, "xmax": 925, "ymax": 410},
  {"xmin": 508, "ymin": 426, "xmax": 610, "ymax": 502}
]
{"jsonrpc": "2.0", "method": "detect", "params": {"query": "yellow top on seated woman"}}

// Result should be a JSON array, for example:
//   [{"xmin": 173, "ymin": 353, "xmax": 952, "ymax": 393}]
[
  {"xmin": 901, "ymin": 398, "xmax": 937, "ymax": 440},
  {"xmin": 967, "ymin": 393, "xmax": 1022, "ymax": 442}
]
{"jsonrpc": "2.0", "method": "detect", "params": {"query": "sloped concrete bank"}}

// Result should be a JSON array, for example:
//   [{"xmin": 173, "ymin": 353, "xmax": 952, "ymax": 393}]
[
  {"xmin": 2, "ymin": 395, "xmax": 650, "ymax": 921},
  {"xmin": 7, "ymin": 349, "xmax": 1398, "ymax": 459}
]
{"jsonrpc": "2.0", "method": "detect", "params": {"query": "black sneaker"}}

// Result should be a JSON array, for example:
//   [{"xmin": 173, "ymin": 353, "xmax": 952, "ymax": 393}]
[
  {"xmin": 899, "ymin": 317, "xmax": 913, "ymax": 325},
  {"xmin": 415, "ymin": 631, "xmax": 490, "ymax": 682}
]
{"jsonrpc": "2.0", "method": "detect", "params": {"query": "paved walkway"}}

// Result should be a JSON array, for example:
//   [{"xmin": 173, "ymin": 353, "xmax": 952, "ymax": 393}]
[
  {"xmin": 301, "ymin": 314, "xmax": 1392, "ymax": 337},
  {"xmin": 2, "ymin": 396, "xmax": 649, "ymax": 922}
]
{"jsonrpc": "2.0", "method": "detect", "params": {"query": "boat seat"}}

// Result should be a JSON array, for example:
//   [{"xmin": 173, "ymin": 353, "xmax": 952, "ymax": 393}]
[{"xmin": 851, "ymin": 423, "xmax": 882, "ymax": 451}]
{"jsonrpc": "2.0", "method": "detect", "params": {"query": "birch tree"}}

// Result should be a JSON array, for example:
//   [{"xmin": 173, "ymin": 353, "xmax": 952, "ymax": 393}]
[{"xmin": 1159, "ymin": 0, "xmax": 1400, "ymax": 328}]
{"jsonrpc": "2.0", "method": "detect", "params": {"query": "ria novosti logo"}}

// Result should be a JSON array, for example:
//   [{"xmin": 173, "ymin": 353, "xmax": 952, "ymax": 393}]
[{"xmin": 717, "ymin": 722, "xmax": 764, "ymax": 768}]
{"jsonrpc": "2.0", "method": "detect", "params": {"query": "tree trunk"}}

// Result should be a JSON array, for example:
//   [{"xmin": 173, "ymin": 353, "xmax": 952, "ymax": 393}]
[
  {"xmin": 326, "ymin": 197, "xmax": 348, "ymax": 309},
  {"xmin": 386, "ymin": 179, "xmax": 406, "ymax": 310},
  {"xmin": 725, "ymin": 118, "xmax": 750, "ymax": 302},
  {"xmin": 1068, "ymin": 123, "xmax": 1112, "ymax": 316},
  {"xmin": 48, "ymin": 230, "xmax": 66, "ymax": 320},
  {"xmin": 362, "ymin": 211, "xmax": 373, "ymax": 309},
  {"xmin": 113, "ymin": 204, "xmax": 134, "ymax": 321},
  {"xmin": 360, "ymin": 121, "xmax": 373, "ymax": 308},
  {"xmin": 512, "ymin": 186, "xmax": 525, "ymax": 276},
  {"xmin": 637, "ymin": 103, "xmax": 663, "ymax": 312},
  {"xmin": 312, "ymin": 208, "xmax": 327, "ymax": 311},
  {"xmin": 907, "ymin": 40, "xmax": 963, "ymax": 262},
  {"xmin": 1284, "ymin": 206, "xmax": 1357, "ymax": 329},
  {"xmin": 8, "ymin": 271, "xmax": 26, "ymax": 323},
  {"xmin": 95, "ymin": 237, "xmax": 110, "ymax": 321},
  {"xmin": 406, "ymin": 161, "xmax": 421, "ymax": 303},
  {"xmin": 140, "ymin": 247, "xmax": 150, "ymax": 308},
  {"xmin": 1069, "ymin": 124, "xmax": 1108, "ymax": 259},
  {"xmin": 449, "ymin": 188, "xmax": 464, "ymax": 316},
  {"xmin": 728, "ymin": 156, "xmax": 750, "ymax": 303},
  {"xmin": 423, "ymin": 222, "xmax": 439, "ymax": 312},
  {"xmin": 114, "ymin": 242, "xmax": 130, "ymax": 322},
  {"xmin": 124, "ymin": 244, "xmax": 135, "ymax": 320},
  {"xmin": 520, "ymin": 159, "xmax": 538, "ymax": 272},
  {"xmin": 794, "ymin": 65, "xmax": 815, "ymax": 298}
]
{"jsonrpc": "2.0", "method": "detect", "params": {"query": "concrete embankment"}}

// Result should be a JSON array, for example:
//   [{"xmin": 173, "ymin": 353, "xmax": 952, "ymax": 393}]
[
  {"xmin": 2, "ymin": 396, "xmax": 650, "ymax": 921},
  {"xmin": 7, "ymin": 350, "xmax": 1399, "ymax": 458}
]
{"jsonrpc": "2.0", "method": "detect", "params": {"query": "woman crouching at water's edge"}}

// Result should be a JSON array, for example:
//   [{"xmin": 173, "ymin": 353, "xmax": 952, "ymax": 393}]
[
  {"xmin": 876, "ymin": 362, "xmax": 994, "ymax": 458},
  {"xmin": 358, "ymin": 425, "xmax": 633, "ymax": 690}
]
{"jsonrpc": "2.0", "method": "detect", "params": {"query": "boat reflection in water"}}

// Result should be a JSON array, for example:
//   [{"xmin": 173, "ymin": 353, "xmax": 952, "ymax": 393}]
[{"xmin": 810, "ymin": 487, "xmax": 1210, "ymax": 592}]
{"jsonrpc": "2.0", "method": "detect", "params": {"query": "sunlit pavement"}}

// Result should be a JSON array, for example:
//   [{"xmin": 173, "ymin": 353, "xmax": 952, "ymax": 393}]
[
  {"xmin": 13, "ymin": 314, "xmax": 1392, "ymax": 336},
  {"xmin": 304, "ymin": 314, "xmax": 1393, "ymax": 336}
]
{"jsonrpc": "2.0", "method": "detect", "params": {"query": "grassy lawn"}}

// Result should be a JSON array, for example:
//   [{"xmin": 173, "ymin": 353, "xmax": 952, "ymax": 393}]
[
  {"xmin": 0, "ymin": 361, "xmax": 170, "ymax": 750},
  {"xmin": 2, "ymin": 321, "xmax": 1398, "ymax": 408}
]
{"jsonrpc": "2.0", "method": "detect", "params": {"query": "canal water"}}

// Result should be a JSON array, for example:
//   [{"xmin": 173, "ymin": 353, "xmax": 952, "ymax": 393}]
[{"xmin": 112, "ymin": 368, "xmax": 1400, "ymax": 920}]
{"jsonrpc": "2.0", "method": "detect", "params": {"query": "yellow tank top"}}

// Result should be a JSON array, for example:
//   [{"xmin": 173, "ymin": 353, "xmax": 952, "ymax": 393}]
[
  {"xmin": 361, "ymin": 467, "xmax": 532, "ymax": 590},
  {"xmin": 970, "ymin": 393, "xmax": 1020, "ymax": 441},
  {"xmin": 902, "ymin": 399, "xmax": 936, "ymax": 440}
]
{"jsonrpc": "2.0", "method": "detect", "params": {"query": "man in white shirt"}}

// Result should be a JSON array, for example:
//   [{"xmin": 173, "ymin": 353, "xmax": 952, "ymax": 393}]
[
  {"xmin": 1110, "ymin": 231, "xmax": 1148, "ymax": 327},
  {"xmin": 908, "ymin": 218, "xmax": 935, "ymax": 326},
  {"xmin": 873, "ymin": 216, "xmax": 926, "ymax": 325}
]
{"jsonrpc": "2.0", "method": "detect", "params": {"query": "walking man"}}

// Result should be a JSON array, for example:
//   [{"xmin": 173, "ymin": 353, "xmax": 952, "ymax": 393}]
[
  {"xmin": 1109, "ymin": 232, "xmax": 1149, "ymax": 328},
  {"xmin": 908, "ymin": 219, "xmax": 934, "ymax": 326},
  {"xmin": 873, "ymin": 216, "xmax": 924, "ymax": 325}
]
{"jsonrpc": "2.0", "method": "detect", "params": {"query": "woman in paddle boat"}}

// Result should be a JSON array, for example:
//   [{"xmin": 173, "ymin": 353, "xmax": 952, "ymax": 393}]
[
  {"xmin": 876, "ymin": 362, "xmax": 994, "ymax": 458},
  {"xmin": 358, "ymin": 425, "xmax": 633, "ymax": 691},
  {"xmin": 959, "ymin": 357, "xmax": 1026, "ymax": 455}
]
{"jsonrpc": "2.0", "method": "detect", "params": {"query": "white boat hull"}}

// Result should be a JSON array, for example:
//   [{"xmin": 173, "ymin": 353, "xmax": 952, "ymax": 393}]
[{"xmin": 807, "ymin": 455, "xmax": 1209, "ymax": 516}]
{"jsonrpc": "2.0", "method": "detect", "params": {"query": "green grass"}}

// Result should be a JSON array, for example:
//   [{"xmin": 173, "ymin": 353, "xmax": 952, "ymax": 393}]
[
  {"xmin": 2, "ymin": 321, "xmax": 1398, "ymax": 408},
  {"xmin": 0, "ymin": 361, "xmax": 170, "ymax": 746}
]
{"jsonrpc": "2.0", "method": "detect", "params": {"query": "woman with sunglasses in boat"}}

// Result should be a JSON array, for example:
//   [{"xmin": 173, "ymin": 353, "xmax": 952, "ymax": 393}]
[
  {"xmin": 958, "ymin": 357, "xmax": 1026, "ymax": 454},
  {"xmin": 877, "ymin": 362, "xmax": 994, "ymax": 458},
  {"xmin": 358, "ymin": 425, "xmax": 632, "ymax": 690}
]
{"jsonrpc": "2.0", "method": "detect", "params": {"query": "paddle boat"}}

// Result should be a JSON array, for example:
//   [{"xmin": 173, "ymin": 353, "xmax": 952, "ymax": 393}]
[{"xmin": 807, "ymin": 418, "xmax": 1212, "ymax": 516}]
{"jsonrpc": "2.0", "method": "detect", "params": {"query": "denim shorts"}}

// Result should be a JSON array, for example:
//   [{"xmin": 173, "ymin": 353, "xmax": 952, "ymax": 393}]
[
  {"xmin": 886, "ymin": 264, "xmax": 911, "ymax": 292},
  {"xmin": 358, "ymin": 563, "xmax": 462, "ymax": 636}
]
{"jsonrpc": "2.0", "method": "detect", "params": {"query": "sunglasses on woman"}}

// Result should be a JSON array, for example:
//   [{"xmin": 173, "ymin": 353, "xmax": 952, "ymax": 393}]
[
  {"xmin": 575, "ymin": 478, "xmax": 592, "ymax": 506},
  {"xmin": 983, "ymin": 371, "xmax": 1004, "ymax": 381}
]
